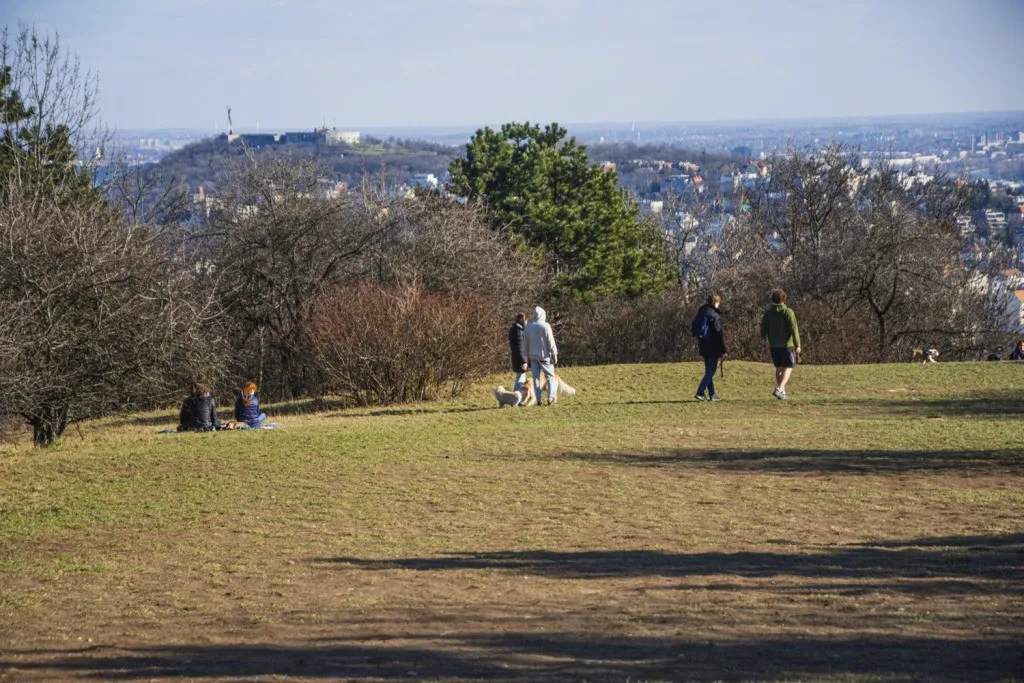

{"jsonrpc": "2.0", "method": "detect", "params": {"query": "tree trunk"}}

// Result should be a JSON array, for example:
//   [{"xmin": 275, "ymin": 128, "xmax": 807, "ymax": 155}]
[
  {"xmin": 257, "ymin": 326, "xmax": 265, "ymax": 391},
  {"xmin": 876, "ymin": 314, "xmax": 887, "ymax": 363},
  {"xmin": 29, "ymin": 403, "xmax": 69, "ymax": 447}
]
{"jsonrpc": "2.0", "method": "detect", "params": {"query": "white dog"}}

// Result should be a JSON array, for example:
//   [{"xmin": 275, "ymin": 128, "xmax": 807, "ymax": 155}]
[
  {"xmin": 494, "ymin": 385, "xmax": 526, "ymax": 408},
  {"xmin": 494, "ymin": 374, "xmax": 578, "ymax": 408}
]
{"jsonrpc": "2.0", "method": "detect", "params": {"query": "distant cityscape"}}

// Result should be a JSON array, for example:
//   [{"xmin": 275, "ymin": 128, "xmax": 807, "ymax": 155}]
[{"xmin": 112, "ymin": 111, "xmax": 1024, "ymax": 334}]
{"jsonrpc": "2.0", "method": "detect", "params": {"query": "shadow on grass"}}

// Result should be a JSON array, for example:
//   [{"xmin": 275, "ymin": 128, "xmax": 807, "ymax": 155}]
[
  {"xmin": 315, "ymin": 533, "xmax": 1024, "ymax": 595},
  {"xmin": 122, "ymin": 399, "xmax": 495, "ymax": 429},
  {"xmin": 543, "ymin": 447, "xmax": 1023, "ymax": 473},
  {"xmin": 1, "ymin": 633, "xmax": 1019, "ymax": 681},
  {"xmin": 835, "ymin": 394, "xmax": 1024, "ymax": 418}
]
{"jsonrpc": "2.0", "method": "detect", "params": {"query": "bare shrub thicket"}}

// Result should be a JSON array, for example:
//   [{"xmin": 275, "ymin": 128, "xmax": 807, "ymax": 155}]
[
  {"xmin": 205, "ymin": 152, "xmax": 386, "ymax": 400},
  {"xmin": 560, "ymin": 288, "xmax": 700, "ymax": 365},
  {"xmin": 667, "ymin": 146, "xmax": 999, "ymax": 364},
  {"xmin": 306, "ymin": 282, "xmax": 502, "ymax": 406},
  {"xmin": 372, "ymin": 192, "xmax": 544, "ymax": 313},
  {"xmin": 0, "ymin": 197, "xmax": 226, "ymax": 446},
  {"xmin": 300, "ymin": 192, "xmax": 546, "ymax": 404}
]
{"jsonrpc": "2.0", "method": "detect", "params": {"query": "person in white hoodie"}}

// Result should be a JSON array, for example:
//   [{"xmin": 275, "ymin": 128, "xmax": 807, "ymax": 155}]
[{"xmin": 524, "ymin": 305, "xmax": 559, "ymax": 406}]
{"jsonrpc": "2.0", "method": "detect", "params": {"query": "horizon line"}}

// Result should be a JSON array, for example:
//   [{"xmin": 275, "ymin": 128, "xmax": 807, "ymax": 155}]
[{"xmin": 112, "ymin": 109, "xmax": 1024, "ymax": 135}]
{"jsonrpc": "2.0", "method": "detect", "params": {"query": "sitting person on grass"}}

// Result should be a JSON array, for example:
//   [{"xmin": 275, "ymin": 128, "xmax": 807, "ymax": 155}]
[
  {"xmin": 178, "ymin": 383, "xmax": 223, "ymax": 432},
  {"xmin": 234, "ymin": 381, "xmax": 267, "ymax": 429}
]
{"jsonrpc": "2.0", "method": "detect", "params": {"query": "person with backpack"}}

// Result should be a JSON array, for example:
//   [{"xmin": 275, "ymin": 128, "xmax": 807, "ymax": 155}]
[
  {"xmin": 761, "ymin": 288, "xmax": 801, "ymax": 400},
  {"xmin": 692, "ymin": 293, "xmax": 727, "ymax": 401}
]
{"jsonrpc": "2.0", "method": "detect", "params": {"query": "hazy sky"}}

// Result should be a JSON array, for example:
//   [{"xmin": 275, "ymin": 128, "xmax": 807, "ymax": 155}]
[{"xmin": 3, "ymin": 0, "xmax": 1023, "ymax": 131}]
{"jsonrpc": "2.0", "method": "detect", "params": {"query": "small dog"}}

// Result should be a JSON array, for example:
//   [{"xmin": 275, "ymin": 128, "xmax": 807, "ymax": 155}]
[
  {"xmin": 494, "ymin": 374, "xmax": 578, "ymax": 408},
  {"xmin": 520, "ymin": 373, "xmax": 577, "ymax": 406},
  {"xmin": 494, "ymin": 385, "xmax": 526, "ymax": 408},
  {"xmin": 910, "ymin": 348, "xmax": 939, "ymax": 363}
]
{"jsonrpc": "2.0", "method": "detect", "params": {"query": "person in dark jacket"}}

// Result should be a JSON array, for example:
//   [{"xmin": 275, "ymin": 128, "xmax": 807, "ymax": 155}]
[
  {"xmin": 694, "ymin": 294, "xmax": 727, "ymax": 401},
  {"xmin": 178, "ymin": 383, "xmax": 222, "ymax": 432},
  {"xmin": 1010, "ymin": 340, "xmax": 1024, "ymax": 361},
  {"xmin": 234, "ymin": 381, "xmax": 267, "ymax": 429},
  {"xmin": 508, "ymin": 313, "xmax": 528, "ymax": 398}
]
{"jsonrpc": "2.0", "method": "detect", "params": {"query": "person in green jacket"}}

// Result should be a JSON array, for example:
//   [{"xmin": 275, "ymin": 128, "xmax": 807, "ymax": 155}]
[{"xmin": 760, "ymin": 288, "xmax": 801, "ymax": 400}]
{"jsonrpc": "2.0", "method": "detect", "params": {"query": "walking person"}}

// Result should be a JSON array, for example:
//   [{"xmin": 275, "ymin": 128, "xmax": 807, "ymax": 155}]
[
  {"xmin": 693, "ymin": 293, "xmax": 727, "ymax": 401},
  {"xmin": 508, "ymin": 313, "xmax": 529, "ymax": 402},
  {"xmin": 761, "ymin": 288, "xmax": 801, "ymax": 400},
  {"xmin": 524, "ymin": 305, "xmax": 559, "ymax": 406}
]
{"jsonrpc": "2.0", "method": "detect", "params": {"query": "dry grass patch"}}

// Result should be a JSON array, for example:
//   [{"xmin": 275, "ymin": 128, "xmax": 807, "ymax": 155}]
[{"xmin": 0, "ymin": 361, "xmax": 1022, "ymax": 681}]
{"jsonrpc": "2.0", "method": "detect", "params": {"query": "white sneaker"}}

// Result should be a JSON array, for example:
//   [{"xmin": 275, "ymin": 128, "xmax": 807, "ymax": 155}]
[{"xmin": 773, "ymin": 388, "xmax": 785, "ymax": 400}]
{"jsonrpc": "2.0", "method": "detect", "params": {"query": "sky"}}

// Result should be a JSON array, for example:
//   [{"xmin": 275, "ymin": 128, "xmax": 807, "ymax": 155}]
[{"xmin": 2, "ymin": 0, "xmax": 1023, "ymax": 131}]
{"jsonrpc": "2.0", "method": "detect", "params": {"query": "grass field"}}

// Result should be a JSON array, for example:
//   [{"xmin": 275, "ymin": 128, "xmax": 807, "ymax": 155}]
[{"xmin": 0, "ymin": 360, "xmax": 1022, "ymax": 681}]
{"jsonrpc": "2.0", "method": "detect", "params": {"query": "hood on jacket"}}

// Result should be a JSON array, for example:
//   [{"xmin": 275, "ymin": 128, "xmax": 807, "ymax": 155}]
[{"xmin": 531, "ymin": 306, "xmax": 546, "ymax": 324}]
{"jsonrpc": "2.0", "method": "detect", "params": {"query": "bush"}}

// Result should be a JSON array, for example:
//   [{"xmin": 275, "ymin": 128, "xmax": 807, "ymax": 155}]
[
  {"xmin": 305, "ymin": 282, "xmax": 502, "ymax": 405},
  {"xmin": 560, "ymin": 288, "xmax": 700, "ymax": 365}
]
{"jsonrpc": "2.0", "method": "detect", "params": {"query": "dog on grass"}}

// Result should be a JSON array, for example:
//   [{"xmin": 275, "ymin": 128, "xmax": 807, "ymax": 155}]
[
  {"xmin": 910, "ymin": 348, "xmax": 940, "ymax": 363},
  {"xmin": 495, "ymin": 373, "xmax": 577, "ymax": 408},
  {"xmin": 494, "ymin": 385, "xmax": 526, "ymax": 408}
]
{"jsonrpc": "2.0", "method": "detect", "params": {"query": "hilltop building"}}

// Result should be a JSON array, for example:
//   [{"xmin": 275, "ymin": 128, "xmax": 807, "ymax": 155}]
[{"xmin": 219, "ymin": 126, "xmax": 360, "ymax": 147}]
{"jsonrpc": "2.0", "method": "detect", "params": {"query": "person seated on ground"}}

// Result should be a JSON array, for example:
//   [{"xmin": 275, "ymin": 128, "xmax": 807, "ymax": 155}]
[
  {"xmin": 177, "ymin": 382, "xmax": 222, "ymax": 432},
  {"xmin": 234, "ymin": 381, "xmax": 267, "ymax": 429},
  {"xmin": 987, "ymin": 346, "xmax": 1005, "ymax": 361},
  {"xmin": 1010, "ymin": 340, "xmax": 1024, "ymax": 361}
]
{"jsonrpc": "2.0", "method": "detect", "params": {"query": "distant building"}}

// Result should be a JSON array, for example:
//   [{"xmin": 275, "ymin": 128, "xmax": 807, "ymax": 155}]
[
  {"xmin": 284, "ymin": 129, "xmax": 323, "ymax": 144},
  {"xmin": 284, "ymin": 127, "xmax": 361, "ymax": 145},
  {"xmin": 326, "ymin": 129, "xmax": 361, "ymax": 145},
  {"xmin": 409, "ymin": 173, "xmax": 438, "ymax": 190},
  {"xmin": 985, "ymin": 209, "xmax": 1008, "ymax": 236},
  {"xmin": 956, "ymin": 214, "xmax": 975, "ymax": 237},
  {"xmin": 1006, "ymin": 289, "xmax": 1024, "ymax": 333}
]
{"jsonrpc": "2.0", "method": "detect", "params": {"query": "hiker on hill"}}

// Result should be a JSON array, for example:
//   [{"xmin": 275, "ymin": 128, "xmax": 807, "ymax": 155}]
[
  {"xmin": 234, "ymin": 381, "xmax": 267, "ymax": 429},
  {"xmin": 693, "ymin": 293, "xmax": 727, "ymax": 402},
  {"xmin": 508, "ymin": 313, "xmax": 529, "ymax": 401},
  {"xmin": 761, "ymin": 288, "xmax": 801, "ymax": 400},
  {"xmin": 178, "ymin": 382, "xmax": 222, "ymax": 432},
  {"xmin": 524, "ymin": 305, "xmax": 559, "ymax": 406}
]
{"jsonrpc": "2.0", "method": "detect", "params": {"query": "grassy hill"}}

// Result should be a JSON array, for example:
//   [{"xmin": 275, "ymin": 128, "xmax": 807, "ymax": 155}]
[
  {"xmin": 1, "ymin": 361, "xmax": 1022, "ymax": 680},
  {"xmin": 150, "ymin": 136, "xmax": 457, "ymax": 199}
]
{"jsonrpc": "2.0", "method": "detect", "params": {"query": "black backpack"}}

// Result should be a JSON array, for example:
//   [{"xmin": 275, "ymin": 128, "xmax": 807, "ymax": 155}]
[{"xmin": 692, "ymin": 308, "xmax": 711, "ymax": 341}]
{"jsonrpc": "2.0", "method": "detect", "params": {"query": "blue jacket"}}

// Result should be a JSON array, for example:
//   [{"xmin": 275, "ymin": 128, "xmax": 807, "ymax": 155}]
[{"xmin": 234, "ymin": 392, "xmax": 261, "ymax": 427}]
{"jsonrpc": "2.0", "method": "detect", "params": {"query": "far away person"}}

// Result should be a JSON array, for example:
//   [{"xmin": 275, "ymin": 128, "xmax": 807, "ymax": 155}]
[
  {"xmin": 178, "ymin": 383, "xmax": 223, "ymax": 432},
  {"xmin": 524, "ymin": 305, "xmax": 559, "ymax": 406},
  {"xmin": 761, "ymin": 288, "xmax": 801, "ymax": 400},
  {"xmin": 693, "ymin": 293, "xmax": 727, "ymax": 402},
  {"xmin": 234, "ymin": 381, "xmax": 267, "ymax": 429},
  {"xmin": 508, "ymin": 313, "xmax": 528, "ymax": 402}
]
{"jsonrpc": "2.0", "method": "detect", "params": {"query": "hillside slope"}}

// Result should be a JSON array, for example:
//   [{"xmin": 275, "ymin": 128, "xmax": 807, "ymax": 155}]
[{"xmin": 1, "ymin": 361, "xmax": 1022, "ymax": 681}]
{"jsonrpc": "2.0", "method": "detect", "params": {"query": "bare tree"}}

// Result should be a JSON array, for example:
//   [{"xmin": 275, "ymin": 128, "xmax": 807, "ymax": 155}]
[
  {"xmin": 0, "ymin": 24, "xmax": 109, "ymax": 206},
  {"xmin": 207, "ymin": 150, "xmax": 386, "ymax": 398},
  {"xmin": 672, "ymin": 146, "xmax": 1003, "ymax": 363},
  {"xmin": 0, "ymin": 197, "xmax": 226, "ymax": 446}
]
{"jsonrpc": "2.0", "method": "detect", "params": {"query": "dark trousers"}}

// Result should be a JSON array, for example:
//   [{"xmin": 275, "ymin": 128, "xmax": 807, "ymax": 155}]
[{"xmin": 697, "ymin": 355, "xmax": 718, "ymax": 397}]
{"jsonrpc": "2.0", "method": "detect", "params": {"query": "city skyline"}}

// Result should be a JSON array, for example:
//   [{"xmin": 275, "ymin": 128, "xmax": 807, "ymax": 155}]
[{"xmin": 3, "ymin": 0, "xmax": 1023, "ymax": 130}]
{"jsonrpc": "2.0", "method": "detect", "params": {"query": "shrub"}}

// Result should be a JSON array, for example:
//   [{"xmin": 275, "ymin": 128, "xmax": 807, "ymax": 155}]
[
  {"xmin": 306, "ymin": 282, "xmax": 502, "ymax": 405},
  {"xmin": 559, "ymin": 288, "xmax": 700, "ymax": 365}
]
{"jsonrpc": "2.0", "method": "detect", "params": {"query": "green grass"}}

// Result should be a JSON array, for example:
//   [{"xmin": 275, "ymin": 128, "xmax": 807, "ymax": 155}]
[{"xmin": 0, "ymin": 360, "xmax": 1021, "ymax": 681}]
